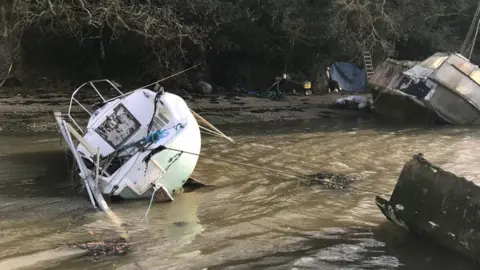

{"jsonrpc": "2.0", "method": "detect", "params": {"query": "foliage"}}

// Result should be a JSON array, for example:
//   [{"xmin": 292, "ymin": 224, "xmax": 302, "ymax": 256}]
[{"xmin": 1, "ymin": 0, "xmax": 479, "ymax": 91}]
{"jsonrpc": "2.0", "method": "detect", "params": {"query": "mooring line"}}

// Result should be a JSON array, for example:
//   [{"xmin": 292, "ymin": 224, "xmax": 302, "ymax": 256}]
[{"xmin": 162, "ymin": 146, "xmax": 391, "ymax": 197}]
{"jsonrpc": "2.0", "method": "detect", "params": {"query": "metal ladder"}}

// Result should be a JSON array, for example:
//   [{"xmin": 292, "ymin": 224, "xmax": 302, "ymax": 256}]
[{"xmin": 363, "ymin": 50, "xmax": 374, "ymax": 80}]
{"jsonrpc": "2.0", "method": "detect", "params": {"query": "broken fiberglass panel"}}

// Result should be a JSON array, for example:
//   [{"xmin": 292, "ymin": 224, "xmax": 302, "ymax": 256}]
[
  {"xmin": 447, "ymin": 54, "xmax": 476, "ymax": 75},
  {"xmin": 430, "ymin": 85, "xmax": 480, "ymax": 124},
  {"xmin": 455, "ymin": 76, "xmax": 480, "ymax": 108},
  {"xmin": 469, "ymin": 70, "xmax": 480, "ymax": 85},
  {"xmin": 433, "ymin": 63, "xmax": 463, "ymax": 89},
  {"xmin": 420, "ymin": 54, "xmax": 447, "ymax": 70}
]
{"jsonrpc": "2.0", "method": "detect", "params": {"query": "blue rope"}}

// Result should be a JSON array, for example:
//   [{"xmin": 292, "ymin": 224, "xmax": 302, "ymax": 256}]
[
  {"xmin": 144, "ymin": 129, "xmax": 169, "ymax": 144},
  {"xmin": 144, "ymin": 123, "xmax": 184, "ymax": 144}
]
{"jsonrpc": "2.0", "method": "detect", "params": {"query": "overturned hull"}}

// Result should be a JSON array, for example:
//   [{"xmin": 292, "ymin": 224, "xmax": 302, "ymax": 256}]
[
  {"xmin": 369, "ymin": 58, "xmax": 436, "ymax": 123},
  {"xmin": 375, "ymin": 154, "xmax": 480, "ymax": 263},
  {"xmin": 371, "ymin": 88, "xmax": 444, "ymax": 124},
  {"xmin": 54, "ymin": 80, "xmax": 203, "ymax": 211}
]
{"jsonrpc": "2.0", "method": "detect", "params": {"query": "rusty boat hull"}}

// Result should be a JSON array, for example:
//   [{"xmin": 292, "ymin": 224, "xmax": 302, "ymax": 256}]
[{"xmin": 375, "ymin": 154, "xmax": 480, "ymax": 264}]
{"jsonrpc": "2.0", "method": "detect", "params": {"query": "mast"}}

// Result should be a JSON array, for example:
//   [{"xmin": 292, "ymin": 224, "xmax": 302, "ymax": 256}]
[{"xmin": 461, "ymin": 0, "xmax": 480, "ymax": 60}]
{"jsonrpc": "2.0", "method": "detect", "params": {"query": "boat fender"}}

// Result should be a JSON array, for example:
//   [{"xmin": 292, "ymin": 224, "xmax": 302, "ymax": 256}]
[{"xmin": 142, "ymin": 145, "xmax": 167, "ymax": 163}]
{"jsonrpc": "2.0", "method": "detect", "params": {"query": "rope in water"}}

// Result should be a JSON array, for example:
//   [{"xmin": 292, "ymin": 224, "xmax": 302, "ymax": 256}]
[
  {"xmin": 141, "ymin": 189, "xmax": 158, "ymax": 222},
  {"xmin": 161, "ymin": 146, "xmax": 391, "ymax": 197},
  {"xmin": 141, "ymin": 150, "xmax": 183, "ymax": 222}
]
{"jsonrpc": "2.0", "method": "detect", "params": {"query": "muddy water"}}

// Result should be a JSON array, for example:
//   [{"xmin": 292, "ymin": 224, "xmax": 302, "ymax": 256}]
[{"xmin": 1, "ymin": 119, "xmax": 480, "ymax": 269}]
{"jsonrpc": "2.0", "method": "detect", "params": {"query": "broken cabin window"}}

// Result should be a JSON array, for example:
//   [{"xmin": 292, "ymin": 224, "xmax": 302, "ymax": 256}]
[{"xmin": 95, "ymin": 104, "xmax": 141, "ymax": 148}]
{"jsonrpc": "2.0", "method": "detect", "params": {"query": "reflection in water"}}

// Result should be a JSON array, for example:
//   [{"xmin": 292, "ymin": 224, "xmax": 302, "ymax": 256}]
[{"xmin": 0, "ymin": 119, "xmax": 480, "ymax": 269}]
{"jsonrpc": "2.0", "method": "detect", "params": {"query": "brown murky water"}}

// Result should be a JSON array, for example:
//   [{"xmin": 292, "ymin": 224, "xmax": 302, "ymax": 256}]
[{"xmin": 1, "ymin": 119, "xmax": 480, "ymax": 269}]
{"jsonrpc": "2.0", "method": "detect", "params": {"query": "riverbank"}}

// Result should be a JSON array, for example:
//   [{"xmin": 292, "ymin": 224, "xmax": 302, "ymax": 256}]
[{"xmin": 0, "ymin": 92, "xmax": 372, "ymax": 132}]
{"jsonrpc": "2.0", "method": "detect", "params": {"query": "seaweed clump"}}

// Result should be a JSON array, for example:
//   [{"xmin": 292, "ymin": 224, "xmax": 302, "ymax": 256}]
[
  {"xmin": 68, "ymin": 238, "xmax": 130, "ymax": 258},
  {"xmin": 304, "ymin": 172, "xmax": 358, "ymax": 189}
]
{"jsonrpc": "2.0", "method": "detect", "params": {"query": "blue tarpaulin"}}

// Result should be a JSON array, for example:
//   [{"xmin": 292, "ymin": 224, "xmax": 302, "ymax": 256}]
[{"xmin": 330, "ymin": 61, "xmax": 367, "ymax": 92}]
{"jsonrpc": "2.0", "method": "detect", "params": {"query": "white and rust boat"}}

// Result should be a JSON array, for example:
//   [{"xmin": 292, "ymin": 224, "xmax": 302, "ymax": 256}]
[{"xmin": 370, "ymin": 52, "xmax": 480, "ymax": 125}]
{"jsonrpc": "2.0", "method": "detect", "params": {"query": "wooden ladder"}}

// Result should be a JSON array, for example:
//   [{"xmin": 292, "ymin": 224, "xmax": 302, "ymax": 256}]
[{"xmin": 363, "ymin": 50, "xmax": 374, "ymax": 80}]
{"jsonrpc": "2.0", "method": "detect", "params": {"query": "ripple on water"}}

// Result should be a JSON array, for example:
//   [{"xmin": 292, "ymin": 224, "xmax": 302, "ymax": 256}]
[{"xmin": 1, "ymin": 122, "xmax": 480, "ymax": 269}]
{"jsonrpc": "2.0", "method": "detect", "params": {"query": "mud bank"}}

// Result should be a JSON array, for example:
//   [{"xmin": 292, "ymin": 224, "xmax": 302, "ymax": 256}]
[{"xmin": 0, "ymin": 92, "xmax": 371, "ymax": 132}]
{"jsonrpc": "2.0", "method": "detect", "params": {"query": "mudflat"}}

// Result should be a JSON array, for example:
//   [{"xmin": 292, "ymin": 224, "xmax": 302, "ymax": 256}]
[{"xmin": 0, "ymin": 92, "xmax": 372, "ymax": 132}]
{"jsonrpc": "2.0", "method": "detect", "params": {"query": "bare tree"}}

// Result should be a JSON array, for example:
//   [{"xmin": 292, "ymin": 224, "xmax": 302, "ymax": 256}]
[{"xmin": 329, "ymin": 0, "xmax": 469, "ymax": 57}]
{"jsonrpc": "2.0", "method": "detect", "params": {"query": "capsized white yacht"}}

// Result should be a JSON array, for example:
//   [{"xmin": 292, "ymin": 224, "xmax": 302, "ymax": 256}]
[{"xmin": 54, "ymin": 78, "xmax": 233, "ymax": 212}]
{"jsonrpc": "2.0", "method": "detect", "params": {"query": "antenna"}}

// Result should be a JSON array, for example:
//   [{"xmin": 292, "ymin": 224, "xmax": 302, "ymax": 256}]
[{"xmin": 138, "ymin": 62, "xmax": 204, "ymax": 90}]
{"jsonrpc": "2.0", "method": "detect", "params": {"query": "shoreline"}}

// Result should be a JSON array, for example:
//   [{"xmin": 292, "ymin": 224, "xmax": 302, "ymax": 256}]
[{"xmin": 0, "ymin": 92, "xmax": 372, "ymax": 132}]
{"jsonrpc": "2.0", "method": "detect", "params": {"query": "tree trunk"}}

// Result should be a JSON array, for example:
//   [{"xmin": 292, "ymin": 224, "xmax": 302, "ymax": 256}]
[
  {"xmin": 310, "ymin": 54, "xmax": 329, "ymax": 94},
  {"xmin": 0, "ymin": 2, "xmax": 14, "ymax": 82}
]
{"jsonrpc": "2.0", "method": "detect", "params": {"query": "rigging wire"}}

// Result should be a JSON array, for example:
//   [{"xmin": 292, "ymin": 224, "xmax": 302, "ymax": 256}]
[
  {"xmin": 469, "ymin": 14, "xmax": 480, "ymax": 60},
  {"xmin": 137, "ymin": 62, "xmax": 204, "ymax": 90},
  {"xmin": 159, "ymin": 146, "xmax": 392, "ymax": 197},
  {"xmin": 461, "ymin": 1, "xmax": 480, "ymax": 59},
  {"xmin": 461, "ymin": 5, "xmax": 478, "ymax": 54}
]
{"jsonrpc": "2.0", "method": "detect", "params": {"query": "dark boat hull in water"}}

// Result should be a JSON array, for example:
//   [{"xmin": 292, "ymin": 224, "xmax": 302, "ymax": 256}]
[
  {"xmin": 375, "ymin": 154, "xmax": 480, "ymax": 264},
  {"xmin": 371, "ymin": 88, "xmax": 445, "ymax": 124},
  {"xmin": 368, "ymin": 58, "xmax": 438, "ymax": 124}
]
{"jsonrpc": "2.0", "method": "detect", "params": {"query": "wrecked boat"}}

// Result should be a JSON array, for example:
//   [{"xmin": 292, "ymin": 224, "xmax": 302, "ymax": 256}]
[
  {"xmin": 375, "ymin": 154, "xmax": 480, "ymax": 264},
  {"xmin": 54, "ymin": 78, "xmax": 232, "ymax": 212},
  {"xmin": 369, "ymin": 52, "xmax": 480, "ymax": 124}
]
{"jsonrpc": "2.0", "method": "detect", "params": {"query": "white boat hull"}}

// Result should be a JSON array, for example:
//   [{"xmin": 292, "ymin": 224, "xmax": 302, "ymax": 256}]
[
  {"xmin": 113, "ymin": 110, "xmax": 201, "ymax": 200},
  {"xmin": 54, "ymin": 85, "xmax": 201, "ymax": 209}
]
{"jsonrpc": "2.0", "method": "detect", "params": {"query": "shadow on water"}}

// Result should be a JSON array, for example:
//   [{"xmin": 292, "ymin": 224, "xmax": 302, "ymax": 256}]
[
  {"xmin": 0, "ymin": 150, "xmax": 78, "ymax": 198},
  {"xmin": 0, "ymin": 149, "xmax": 95, "ymax": 224},
  {"xmin": 0, "ymin": 149, "xmax": 100, "ymax": 268}
]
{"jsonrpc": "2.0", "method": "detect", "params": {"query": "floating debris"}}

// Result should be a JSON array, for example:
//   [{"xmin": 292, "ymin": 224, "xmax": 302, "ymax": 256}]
[
  {"xmin": 68, "ymin": 238, "xmax": 130, "ymax": 258},
  {"xmin": 304, "ymin": 172, "xmax": 358, "ymax": 189}
]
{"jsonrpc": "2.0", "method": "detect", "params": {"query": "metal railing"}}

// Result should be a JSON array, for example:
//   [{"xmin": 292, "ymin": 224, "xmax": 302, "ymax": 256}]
[{"xmin": 66, "ymin": 79, "xmax": 124, "ymax": 133}]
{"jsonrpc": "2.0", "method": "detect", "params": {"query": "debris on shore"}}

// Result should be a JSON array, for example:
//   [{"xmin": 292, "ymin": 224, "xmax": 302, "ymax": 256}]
[{"xmin": 0, "ymin": 89, "xmax": 373, "ymax": 133}]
